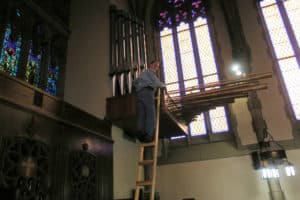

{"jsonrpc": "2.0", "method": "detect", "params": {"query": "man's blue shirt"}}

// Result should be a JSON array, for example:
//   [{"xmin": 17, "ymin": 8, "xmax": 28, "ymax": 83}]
[{"xmin": 133, "ymin": 69, "xmax": 165, "ymax": 92}]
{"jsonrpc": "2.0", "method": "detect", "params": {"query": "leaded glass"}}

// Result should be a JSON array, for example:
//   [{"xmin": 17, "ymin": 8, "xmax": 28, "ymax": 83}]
[
  {"xmin": 194, "ymin": 17, "xmax": 218, "ymax": 77},
  {"xmin": 203, "ymin": 74, "xmax": 218, "ymax": 87},
  {"xmin": 177, "ymin": 22, "xmax": 198, "ymax": 93},
  {"xmin": 0, "ymin": 24, "xmax": 22, "ymax": 77},
  {"xmin": 260, "ymin": 1, "xmax": 300, "ymax": 119},
  {"xmin": 159, "ymin": 0, "xmax": 230, "ymax": 139},
  {"xmin": 278, "ymin": 58, "xmax": 300, "ymax": 119},
  {"xmin": 194, "ymin": 16, "xmax": 228, "ymax": 133},
  {"xmin": 25, "ymin": 41, "xmax": 42, "ymax": 86},
  {"xmin": 284, "ymin": 0, "xmax": 300, "ymax": 49},
  {"xmin": 209, "ymin": 107, "xmax": 229, "ymax": 133},
  {"xmin": 260, "ymin": 0, "xmax": 276, "ymax": 7},
  {"xmin": 160, "ymin": 28, "xmax": 180, "ymax": 96},
  {"xmin": 190, "ymin": 114, "xmax": 206, "ymax": 136},
  {"xmin": 159, "ymin": 0, "xmax": 206, "ymax": 30},
  {"xmin": 261, "ymin": 2, "xmax": 294, "ymax": 59},
  {"xmin": 46, "ymin": 65, "xmax": 59, "ymax": 96}
]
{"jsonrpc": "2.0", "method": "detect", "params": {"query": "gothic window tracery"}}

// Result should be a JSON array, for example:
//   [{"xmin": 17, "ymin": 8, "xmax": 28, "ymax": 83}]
[{"xmin": 159, "ymin": 0, "xmax": 230, "ymax": 140}]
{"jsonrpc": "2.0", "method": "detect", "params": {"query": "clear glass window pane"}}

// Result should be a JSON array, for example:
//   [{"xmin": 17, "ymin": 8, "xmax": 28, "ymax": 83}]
[
  {"xmin": 209, "ymin": 107, "xmax": 229, "ymax": 133},
  {"xmin": 190, "ymin": 114, "xmax": 207, "ymax": 136},
  {"xmin": 177, "ymin": 22, "xmax": 198, "ymax": 92},
  {"xmin": 203, "ymin": 74, "xmax": 218, "ymax": 87},
  {"xmin": 194, "ymin": 16, "xmax": 229, "ymax": 132},
  {"xmin": 260, "ymin": 1, "xmax": 300, "ymax": 120},
  {"xmin": 260, "ymin": 0, "xmax": 276, "ymax": 7},
  {"xmin": 278, "ymin": 58, "xmax": 300, "ymax": 119},
  {"xmin": 261, "ymin": 2, "xmax": 295, "ymax": 59},
  {"xmin": 160, "ymin": 28, "xmax": 180, "ymax": 95},
  {"xmin": 194, "ymin": 18, "xmax": 218, "ymax": 78},
  {"xmin": 284, "ymin": 0, "xmax": 300, "ymax": 47}
]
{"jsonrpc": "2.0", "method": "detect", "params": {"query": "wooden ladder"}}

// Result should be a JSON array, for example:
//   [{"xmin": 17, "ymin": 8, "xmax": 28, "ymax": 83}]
[{"xmin": 134, "ymin": 89, "xmax": 161, "ymax": 200}]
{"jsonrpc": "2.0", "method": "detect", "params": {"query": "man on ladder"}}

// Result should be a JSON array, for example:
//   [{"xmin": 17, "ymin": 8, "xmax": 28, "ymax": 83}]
[
  {"xmin": 133, "ymin": 60, "xmax": 165, "ymax": 143},
  {"xmin": 133, "ymin": 60, "xmax": 165, "ymax": 200}
]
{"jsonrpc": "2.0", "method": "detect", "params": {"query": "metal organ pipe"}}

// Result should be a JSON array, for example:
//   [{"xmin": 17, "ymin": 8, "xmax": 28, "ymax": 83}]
[
  {"xmin": 109, "ymin": 6, "xmax": 148, "ymax": 96},
  {"xmin": 109, "ymin": 6, "xmax": 117, "ymax": 96},
  {"xmin": 117, "ymin": 11, "xmax": 125, "ymax": 95}
]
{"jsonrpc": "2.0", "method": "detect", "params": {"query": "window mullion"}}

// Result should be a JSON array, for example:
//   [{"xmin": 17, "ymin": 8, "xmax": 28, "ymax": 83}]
[
  {"xmin": 204, "ymin": 111, "xmax": 213, "ymax": 140},
  {"xmin": 189, "ymin": 21, "xmax": 214, "ymax": 137},
  {"xmin": 172, "ymin": 26, "xmax": 185, "ymax": 96},
  {"xmin": 17, "ymin": 26, "xmax": 32, "ymax": 80},
  {"xmin": 189, "ymin": 22, "xmax": 204, "ymax": 87},
  {"xmin": 277, "ymin": 0, "xmax": 300, "ymax": 64},
  {"xmin": 39, "ymin": 37, "xmax": 51, "ymax": 90}
]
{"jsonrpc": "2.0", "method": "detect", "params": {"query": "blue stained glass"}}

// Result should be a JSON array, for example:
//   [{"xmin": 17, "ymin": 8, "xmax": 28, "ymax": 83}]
[
  {"xmin": 0, "ymin": 24, "xmax": 22, "ymax": 77},
  {"xmin": 25, "ymin": 42, "xmax": 42, "ymax": 87},
  {"xmin": 46, "ymin": 65, "xmax": 59, "ymax": 96}
]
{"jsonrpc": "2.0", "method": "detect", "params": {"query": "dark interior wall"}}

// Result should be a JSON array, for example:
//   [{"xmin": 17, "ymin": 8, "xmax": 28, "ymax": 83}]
[
  {"xmin": 0, "ymin": 73, "xmax": 113, "ymax": 200},
  {"xmin": 64, "ymin": 0, "xmax": 111, "ymax": 119},
  {"xmin": 0, "ymin": 0, "xmax": 114, "ymax": 199}
]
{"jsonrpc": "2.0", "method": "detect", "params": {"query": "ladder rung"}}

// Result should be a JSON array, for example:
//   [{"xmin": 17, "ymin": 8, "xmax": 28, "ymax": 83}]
[
  {"xmin": 141, "ymin": 142, "xmax": 155, "ymax": 147},
  {"xmin": 139, "ymin": 160, "xmax": 154, "ymax": 165},
  {"xmin": 136, "ymin": 180, "xmax": 153, "ymax": 186}
]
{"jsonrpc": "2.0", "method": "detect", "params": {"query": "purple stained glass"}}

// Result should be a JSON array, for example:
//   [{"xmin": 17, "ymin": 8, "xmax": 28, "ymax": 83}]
[
  {"xmin": 192, "ymin": 0, "xmax": 202, "ymax": 8},
  {"xmin": 0, "ymin": 24, "xmax": 22, "ymax": 77},
  {"xmin": 159, "ymin": 0, "xmax": 206, "ymax": 29},
  {"xmin": 169, "ymin": 0, "xmax": 185, "ymax": 8}
]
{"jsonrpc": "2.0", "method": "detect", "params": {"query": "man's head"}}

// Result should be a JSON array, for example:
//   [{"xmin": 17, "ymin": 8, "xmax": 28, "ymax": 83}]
[{"xmin": 150, "ymin": 60, "xmax": 160, "ymax": 71}]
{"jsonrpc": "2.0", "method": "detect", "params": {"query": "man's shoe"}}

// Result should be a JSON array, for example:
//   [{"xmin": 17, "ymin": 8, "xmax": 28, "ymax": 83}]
[{"xmin": 142, "ymin": 134, "xmax": 154, "ymax": 143}]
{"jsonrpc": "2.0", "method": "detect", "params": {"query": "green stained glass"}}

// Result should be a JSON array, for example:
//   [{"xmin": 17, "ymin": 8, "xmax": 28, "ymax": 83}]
[{"xmin": 25, "ymin": 42, "xmax": 42, "ymax": 87}]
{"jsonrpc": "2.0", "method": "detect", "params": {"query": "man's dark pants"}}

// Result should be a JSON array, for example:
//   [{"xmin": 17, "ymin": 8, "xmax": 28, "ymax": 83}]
[{"xmin": 136, "ymin": 87, "xmax": 155, "ymax": 137}]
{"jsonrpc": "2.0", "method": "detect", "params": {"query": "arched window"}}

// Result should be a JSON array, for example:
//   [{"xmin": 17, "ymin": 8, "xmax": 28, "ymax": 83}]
[
  {"xmin": 258, "ymin": 0, "xmax": 300, "ymax": 120},
  {"xmin": 159, "ymin": 0, "xmax": 229, "ymax": 139}
]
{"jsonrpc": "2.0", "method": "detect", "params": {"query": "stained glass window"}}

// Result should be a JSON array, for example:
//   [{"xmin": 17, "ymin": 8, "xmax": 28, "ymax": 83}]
[
  {"xmin": 159, "ymin": 0, "xmax": 206, "ymax": 29},
  {"xmin": 0, "ymin": 24, "xmax": 22, "ymax": 77},
  {"xmin": 259, "ymin": 0, "xmax": 300, "ymax": 120},
  {"xmin": 159, "ymin": 0, "xmax": 229, "ymax": 140},
  {"xmin": 25, "ymin": 42, "xmax": 42, "ymax": 87},
  {"xmin": 46, "ymin": 65, "xmax": 59, "ymax": 96}
]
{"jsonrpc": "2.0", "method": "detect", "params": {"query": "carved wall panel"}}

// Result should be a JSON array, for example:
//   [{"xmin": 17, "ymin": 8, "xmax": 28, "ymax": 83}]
[
  {"xmin": 70, "ymin": 147, "xmax": 96, "ymax": 200},
  {"xmin": 0, "ymin": 136, "xmax": 49, "ymax": 200}
]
